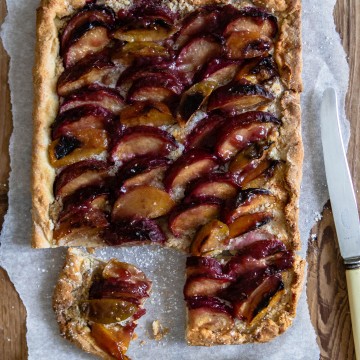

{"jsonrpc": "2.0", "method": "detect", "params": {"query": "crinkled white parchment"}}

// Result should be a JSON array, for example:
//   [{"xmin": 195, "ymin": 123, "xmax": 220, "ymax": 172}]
[{"xmin": 0, "ymin": 0, "xmax": 349, "ymax": 358}]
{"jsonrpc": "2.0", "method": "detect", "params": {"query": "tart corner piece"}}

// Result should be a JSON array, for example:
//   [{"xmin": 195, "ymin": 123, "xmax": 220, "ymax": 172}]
[
  {"xmin": 185, "ymin": 256, "xmax": 305, "ymax": 346},
  {"xmin": 53, "ymin": 248, "xmax": 151, "ymax": 359}
]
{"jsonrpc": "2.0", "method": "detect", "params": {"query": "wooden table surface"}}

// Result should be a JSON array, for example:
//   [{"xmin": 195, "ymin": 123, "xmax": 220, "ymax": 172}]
[{"xmin": 0, "ymin": 1, "xmax": 359, "ymax": 359}]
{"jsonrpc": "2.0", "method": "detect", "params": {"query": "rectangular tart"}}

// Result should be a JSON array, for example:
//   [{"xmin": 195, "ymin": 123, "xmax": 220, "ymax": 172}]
[{"xmin": 32, "ymin": 0, "xmax": 304, "ymax": 346}]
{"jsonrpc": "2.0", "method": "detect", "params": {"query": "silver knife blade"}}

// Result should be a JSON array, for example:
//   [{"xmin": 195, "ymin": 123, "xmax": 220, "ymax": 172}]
[{"xmin": 320, "ymin": 88, "xmax": 360, "ymax": 263}]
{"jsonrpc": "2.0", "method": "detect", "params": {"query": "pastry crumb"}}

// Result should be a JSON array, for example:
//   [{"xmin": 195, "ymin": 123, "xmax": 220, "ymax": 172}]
[
  {"xmin": 314, "ymin": 212, "xmax": 322, "ymax": 222},
  {"xmin": 152, "ymin": 320, "xmax": 169, "ymax": 340},
  {"xmin": 310, "ymin": 233, "xmax": 317, "ymax": 241},
  {"xmin": 86, "ymin": 247, "xmax": 95, "ymax": 254}
]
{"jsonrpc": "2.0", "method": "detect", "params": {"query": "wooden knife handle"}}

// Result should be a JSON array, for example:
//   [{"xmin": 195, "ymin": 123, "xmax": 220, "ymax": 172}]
[{"xmin": 346, "ymin": 267, "xmax": 360, "ymax": 359}]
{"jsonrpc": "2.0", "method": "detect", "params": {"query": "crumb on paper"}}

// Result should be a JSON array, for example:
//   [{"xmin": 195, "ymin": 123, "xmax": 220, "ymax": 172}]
[
  {"xmin": 152, "ymin": 320, "xmax": 169, "ymax": 341},
  {"xmin": 314, "ymin": 212, "xmax": 322, "ymax": 222},
  {"xmin": 86, "ymin": 247, "xmax": 95, "ymax": 254},
  {"xmin": 140, "ymin": 340, "xmax": 146, "ymax": 346},
  {"xmin": 310, "ymin": 233, "xmax": 317, "ymax": 242}
]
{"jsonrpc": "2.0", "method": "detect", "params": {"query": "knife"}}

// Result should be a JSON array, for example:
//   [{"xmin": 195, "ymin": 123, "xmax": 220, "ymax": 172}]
[{"xmin": 321, "ymin": 87, "xmax": 360, "ymax": 357}]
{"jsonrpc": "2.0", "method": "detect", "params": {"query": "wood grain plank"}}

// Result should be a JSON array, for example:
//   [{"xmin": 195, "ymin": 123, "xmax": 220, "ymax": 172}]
[
  {"xmin": 307, "ymin": 203, "xmax": 355, "ymax": 360},
  {"xmin": 0, "ymin": 268, "xmax": 28, "ymax": 360}
]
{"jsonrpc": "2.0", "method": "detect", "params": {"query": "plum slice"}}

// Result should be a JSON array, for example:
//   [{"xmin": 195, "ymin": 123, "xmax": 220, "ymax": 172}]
[
  {"xmin": 81, "ymin": 299, "xmax": 139, "ymax": 324},
  {"xmin": 54, "ymin": 135, "xmax": 83, "ymax": 159},
  {"xmin": 53, "ymin": 214, "xmax": 107, "ymax": 243},
  {"xmin": 196, "ymin": 58, "xmax": 241, "ymax": 86},
  {"xmin": 52, "ymin": 105, "xmax": 116, "ymax": 140},
  {"xmin": 228, "ymin": 140, "xmax": 272, "ymax": 174},
  {"xmin": 235, "ymin": 56, "xmax": 278, "ymax": 84},
  {"xmin": 113, "ymin": 1, "xmax": 176, "ymax": 41},
  {"xmin": 168, "ymin": 196, "xmax": 222, "ymax": 237},
  {"xmin": 57, "ymin": 51, "xmax": 115, "ymax": 96},
  {"xmin": 48, "ymin": 135, "xmax": 81, "ymax": 166},
  {"xmin": 186, "ymin": 256, "xmax": 224, "ymax": 278},
  {"xmin": 174, "ymin": 7, "xmax": 221, "ymax": 49},
  {"xmin": 102, "ymin": 218, "xmax": 166, "ymax": 245},
  {"xmin": 113, "ymin": 27, "xmax": 171, "ymax": 42},
  {"xmin": 102, "ymin": 259, "xmax": 148, "ymax": 282},
  {"xmin": 227, "ymin": 229, "xmax": 277, "ymax": 251},
  {"xmin": 127, "ymin": 72, "xmax": 183, "ymax": 104},
  {"xmin": 60, "ymin": 86, "xmax": 124, "ymax": 114},
  {"xmin": 119, "ymin": 41, "xmax": 169, "ymax": 59},
  {"xmin": 224, "ymin": 239, "xmax": 292, "ymax": 278},
  {"xmin": 88, "ymin": 251, "xmax": 152, "ymax": 304},
  {"xmin": 234, "ymin": 188, "xmax": 273, "ymax": 208},
  {"xmin": 222, "ymin": 188, "xmax": 274, "ymax": 224},
  {"xmin": 190, "ymin": 220, "xmax": 229, "ymax": 256},
  {"xmin": 53, "ymin": 160, "xmax": 109, "ymax": 199},
  {"xmin": 89, "ymin": 277, "xmax": 151, "ymax": 301},
  {"xmin": 116, "ymin": 60, "xmax": 180, "ymax": 88},
  {"xmin": 213, "ymin": 111, "xmax": 280, "ymax": 161},
  {"xmin": 186, "ymin": 173, "xmax": 239, "ymax": 200},
  {"xmin": 164, "ymin": 149, "xmax": 219, "ymax": 194},
  {"xmin": 91, "ymin": 323, "xmax": 135, "ymax": 360},
  {"xmin": 225, "ymin": 31, "xmax": 273, "ymax": 60},
  {"xmin": 110, "ymin": 126, "xmax": 177, "ymax": 163},
  {"xmin": 117, "ymin": 156, "xmax": 170, "ymax": 191},
  {"xmin": 207, "ymin": 82, "xmax": 274, "ymax": 113},
  {"xmin": 48, "ymin": 129, "xmax": 108, "ymax": 168},
  {"xmin": 238, "ymin": 159, "xmax": 280, "ymax": 187},
  {"xmin": 58, "ymin": 188, "xmax": 109, "ymax": 223},
  {"xmin": 223, "ymin": 7, "xmax": 278, "ymax": 38},
  {"xmin": 64, "ymin": 26, "xmax": 111, "ymax": 68},
  {"xmin": 119, "ymin": 101, "xmax": 176, "ymax": 127},
  {"xmin": 176, "ymin": 36, "xmax": 222, "ymax": 74},
  {"xmin": 60, "ymin": 5, "xmax": 115, "ymax": 53},
  {"xmin": 112, "ymin": 185, "xmax": 175, "ymax": 220},
  {"xmin": 227, "ymin": 212, "xmax": 273, "ymax": 238},
  {"xmin": 54, "ymin": 190, "xmax": 110, "ymax": 241},
  {"xmin": 176, "ymin": 81, "xmax": 216, "ymax": 125},
  {"xmin": 187, "ymin": 296, "xmax": 234, "ymax": 332},
  {"xmin": 184, "ymin": 275, "xmax": 232, "ymax": 298},
  {"xmin": 221, "ymin": 272, "xmax": 283, "ymax": 322},
  {"xmin": 117, "ymin": 1, "xmax": 176, "ymax": 30},
  {"xmin": 184, "ymin": 113, "xmax": 225, "ymax": 151}
]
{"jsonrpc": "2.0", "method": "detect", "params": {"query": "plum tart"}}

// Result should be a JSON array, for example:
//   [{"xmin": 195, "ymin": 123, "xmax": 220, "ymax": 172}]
[
  {"xmin": 34, "ymin": 0, "xmax": 303, "ymax": 348},
  {"xmin": 53, "ymin": 248, "xmax": 151, "ymax": 359}
]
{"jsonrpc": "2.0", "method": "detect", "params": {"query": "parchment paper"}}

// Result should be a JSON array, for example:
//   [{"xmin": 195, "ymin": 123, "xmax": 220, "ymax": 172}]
[{"xmin": 0, "ymin": 0, "xmax": 350, "ymax": 358}]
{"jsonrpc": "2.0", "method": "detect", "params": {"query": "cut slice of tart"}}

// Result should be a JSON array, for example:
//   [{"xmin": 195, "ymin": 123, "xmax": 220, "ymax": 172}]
[
  {"xmin": 53, "ymin": 248, "xmax": 151, "ymax": 359},
  {"xmin": 185, "ymin": 243, "xmax": 305, "ymax": 345}
]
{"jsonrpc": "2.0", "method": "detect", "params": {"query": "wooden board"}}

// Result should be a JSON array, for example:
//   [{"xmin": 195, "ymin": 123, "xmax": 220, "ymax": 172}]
[
  {"xmin": 0, "ymin": 0, "xmax": 359, "ymax": 358},
  {"xmin": 307, "ymin": 203, "xmax": 355, "ymax": 359}
]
